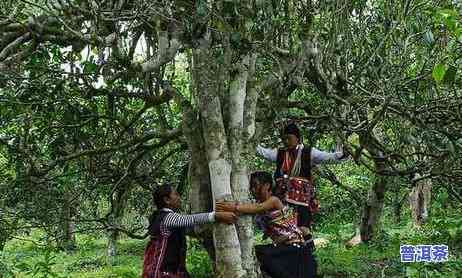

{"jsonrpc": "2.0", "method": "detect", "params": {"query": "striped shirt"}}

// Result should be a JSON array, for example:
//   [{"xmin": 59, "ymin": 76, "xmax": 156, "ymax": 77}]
[{"xmin": 160, "ymin": 208, "xmax": 215, "ymax": 230}]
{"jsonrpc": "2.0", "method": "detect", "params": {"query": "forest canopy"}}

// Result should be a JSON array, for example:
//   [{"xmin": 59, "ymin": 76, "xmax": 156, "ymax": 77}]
[{"xmin": 0, "ymin": 0, "xmax": 461, "ymax": 277}]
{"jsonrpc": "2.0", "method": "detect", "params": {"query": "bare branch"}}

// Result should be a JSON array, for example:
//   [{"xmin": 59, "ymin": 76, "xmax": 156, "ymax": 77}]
[
  {"xmin": 139, "ymin": 30, "xmax": 181, "ymax": 73},
  {"xmin": 0, "ymin": 32, "xmax": 31, "ymax": 61}
]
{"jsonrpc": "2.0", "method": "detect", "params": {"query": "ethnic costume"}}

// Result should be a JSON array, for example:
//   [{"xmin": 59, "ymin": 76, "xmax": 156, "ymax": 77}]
[
  {"xmin": 257, "ymin": 143, "xmax": 346, "ymax": 236},
  {"xmin": 275, "ymin": 144, "xmax": 319, "ymax": 234},
  {"xmin": 255, "ymin": 205, "xmax": 317, "ymax": 278},
  {"xmin": 143, "ymin": 208, "xmax": 214, "ymax": 278}
]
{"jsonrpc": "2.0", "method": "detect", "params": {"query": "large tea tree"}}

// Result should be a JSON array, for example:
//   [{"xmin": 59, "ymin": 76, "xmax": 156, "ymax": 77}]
[{"xmin": 1, "ymin": 0, "xmax": 461, "ymax": 276}]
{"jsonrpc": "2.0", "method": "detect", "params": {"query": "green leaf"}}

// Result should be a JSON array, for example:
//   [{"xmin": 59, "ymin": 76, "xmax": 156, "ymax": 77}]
[
  {"xmin": 230, "ymin": 32, "xmax": 241, "ymax": 49},
  {"xmin": 443, "ymin": 66, "xmax": 457, "ymax": 84},
  {"xmin": 406, "ymin": 266, "xmax": 419, "ymax": 277},
  {"xmin": 432, "ymin": 63, "xmax": 447, "ymax": 82},
  {"xmin": 445, "ymin": 17, "xmax": 457, "ymax": 32},
  {"xmin": 456, "ymin": 28, "xmax": 462, "ymax": 42},
  {"xmin": 196, "ymin": 0, "xmax": 208, "ymax": 18},
  {"xmin": 439, "ymin": 9, "xmax": 454, "ymax": 17},
  {"xmin": 436, "ymin": 9, "xmax": 460, "ymax": 32},
  {"xmin": 52, "ymin": 46, "xmax": 62, "ymax": 63},
  {"xmin": 83, "ymin": 61, "xmax": 97, "ymax": 74}
]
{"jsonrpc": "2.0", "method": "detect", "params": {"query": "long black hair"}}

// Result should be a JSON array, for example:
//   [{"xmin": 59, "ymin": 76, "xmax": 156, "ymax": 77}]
[
  {"xmin": 250, "ymin": 171, "xmax": 274, "ymax": 194},
  {"xmin": 153, "ymin": 183, "xmax": 174, "ymax": 209},
  {"xmin": 148, "ymin": 183, "xmax": 174, "ymax": 233},
  {"xmin": 282, "ymin": 122, "xmax": 301, "ymax": 141}
]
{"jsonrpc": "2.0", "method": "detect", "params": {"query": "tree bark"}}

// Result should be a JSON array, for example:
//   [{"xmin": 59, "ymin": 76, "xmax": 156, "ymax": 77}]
[
  {"xmin": 354, "ymin": 132, "xmax": 389, "ymax": 243},
  {"xmin": 359, "ymin": 154, "xmax": 387, "ymax": 242},
  {"xmin": 228, "ymin": 54, "xmax": 259, "ymax": 277},
  {"xmin": 409, "ymin": 174, "xmax": 432, "ymax": 227},
  {"xmin": 106, "ymin": 187, "xmax": 128, "ymax": 259},
  {"xmin": 392, "ymin": 188, "xmax": 404, "ymax": 224},
  {"xmin": 182, "ymin": 98, "xmax": 216, "ymax": 263},
  {"xmin": 107, "ymin": 227, "xmax": 118, "ymax": 258},
  {"xmin": 192, "ymin": 34, "xmax": 245, "ymax": 278},
  {"xmin": 57, "ymin": 191, "xmax": 77, "ymax": 252}
]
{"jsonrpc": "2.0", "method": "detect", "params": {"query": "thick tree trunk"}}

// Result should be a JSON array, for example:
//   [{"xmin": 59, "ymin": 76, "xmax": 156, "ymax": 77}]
[
  {"xmin": 192, "ymin": 37, "xmax": 245, "ymax": 278},
  {"xmin": 182, "ymin": 101, "xmax": 216, "ymax": 263},
  {"xmin": 359, "ymin": 181, "xmax": 386, "ymax": 241},
  {"xmin": 392, "ymin": 193, "xmax": 403, "ymax": 224},
  {"xmin": 59, "ymin": 217, "xmax": 76, "ymax": 252},
  {"xmin": 345, "ymin": 132, "xmax": 391, "ymax": 247},
  {"xmin": 57, "ymin": 191, "xmax": 77, "ymax": 252},
  {"xmin": 107, "ymin": 207, "xmax": 121, "ymax": 259},
  {"xmin": 231, "ymin": 167, "xmax": 259, "ymax": 277},
  {"xmin": 359, "ymin": 156, "xmax": 387, "ymax": 242},
  {"xmin": 390, "ymin": 179, "xmax": 404, "ymax": 224},
  {"xmin": 242, "ymin": 54, "xmax": 259, "ymax": 141},
  {"xmin": 107, "ymin": 228, "xmax": 118, "ymax": 258},
  {"xmin": 228, "ymin": 54, "xmax": 259, "ymax": 277},
  {"xmin": 207, "ymin": 157, "xmax": 245, "ymax": 278},
  {"xmin": 106, "ymin": 188, "xmax": 128, "ymax": 259},
  {"xmin": 409, "ymin": 174, "xmax": 432, "ymax": 227},
  {"xmin": 187, "ymin": 26, "xmax": 263, "ymax": 277}
]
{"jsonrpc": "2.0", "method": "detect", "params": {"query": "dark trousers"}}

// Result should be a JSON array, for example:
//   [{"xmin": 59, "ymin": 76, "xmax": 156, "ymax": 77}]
[{"xmin": 256, "ymin": 243, "xmax": 317, "ymax": 278}]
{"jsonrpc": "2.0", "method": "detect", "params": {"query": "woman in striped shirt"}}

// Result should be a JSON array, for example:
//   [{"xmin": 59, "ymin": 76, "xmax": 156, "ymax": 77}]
[{"xmin": 143, "ymin": 184, "xmax": 237, "ymax": 278}]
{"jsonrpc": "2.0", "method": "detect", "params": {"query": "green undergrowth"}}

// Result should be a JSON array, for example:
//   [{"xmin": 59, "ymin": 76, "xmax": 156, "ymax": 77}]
[
  {"xmin": 315, "ymin": 207, "xmax": 462, "ymax": 277},
  {"xmin": 1, "ymin": 208, "xmax": 460, "ymax": 277},
  {"xmin": 0, "ymin": 232, "xmax": 212, "ymax": 278}
]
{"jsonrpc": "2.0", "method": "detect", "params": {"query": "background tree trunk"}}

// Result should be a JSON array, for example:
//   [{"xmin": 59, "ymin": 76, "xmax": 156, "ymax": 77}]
[
  {"xmin": 390, "ymin": 178, "xmax": 406, "ymax": 224},
  {"xmin": 409, "ymin": 174, "xmax": 432, "ymax": 227},
  {"xmin": 353, "ymin": 134, "xmax": 389, "ymax": 243},
  {"xmin": 392, "ymin": 190, "xmax": 404, "ymax": 224},
  {"xmin": 106, "ymin": 187, "xmax": 128, "ymax": 259},
  {"xmin": 359, "ymin": 164, "xmax": 387, "ymax": 242},
  {"xmin": 107, "ymin": 227, "xmax": 118, "ymax": 258},
  {"xmin": 57, "ymin": 191, "xmax": 77, "ymax": 252}
]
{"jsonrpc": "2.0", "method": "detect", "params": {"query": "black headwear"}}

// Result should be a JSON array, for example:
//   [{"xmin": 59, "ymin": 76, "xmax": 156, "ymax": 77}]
[{"xmin": 283, "ymin": 122, "xmax": 301, "ymax": 140}]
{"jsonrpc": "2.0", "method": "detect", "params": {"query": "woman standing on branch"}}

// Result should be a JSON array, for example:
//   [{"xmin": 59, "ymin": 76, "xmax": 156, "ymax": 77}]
[
  {"xmin": 216, "ymin": 171, "xmax": 317, "ymax": 278},
  {"xmin": 257, "ymin": 122, "xmax": 348, "ymax": 239},
  {"xmin": 143, "ymin": 184, "xmax": 237, "ymax": 278}
]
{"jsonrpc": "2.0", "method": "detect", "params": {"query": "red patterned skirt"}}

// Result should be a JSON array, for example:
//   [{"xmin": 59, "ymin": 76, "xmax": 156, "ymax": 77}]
[
  {"xmin": 275, "ymin": 177, "xmax": 319, "ymax": 213},
  {"xmin": 142, "ymin": 238, "xmax": 189, "ymax": 278}
]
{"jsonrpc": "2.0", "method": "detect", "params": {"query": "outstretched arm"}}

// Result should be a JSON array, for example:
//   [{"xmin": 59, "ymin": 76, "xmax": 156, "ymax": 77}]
[
  {"xmin": 311, "ymin": 147, "xmax": 348, "ymax": 165},
  {"xmin": 163, "ymin": 211, "xmax": 237, "ymax": 229},
  {"xmin": 163, "ymin": 212, "xmax": 215, "ymax": 229},
  {"xmin": 216, "ymin": 196, "xmax": 283, "ymax": 215},
  {"xmin": 256, "ymin": 145, "xmax": 278, "ymax": 162}
]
